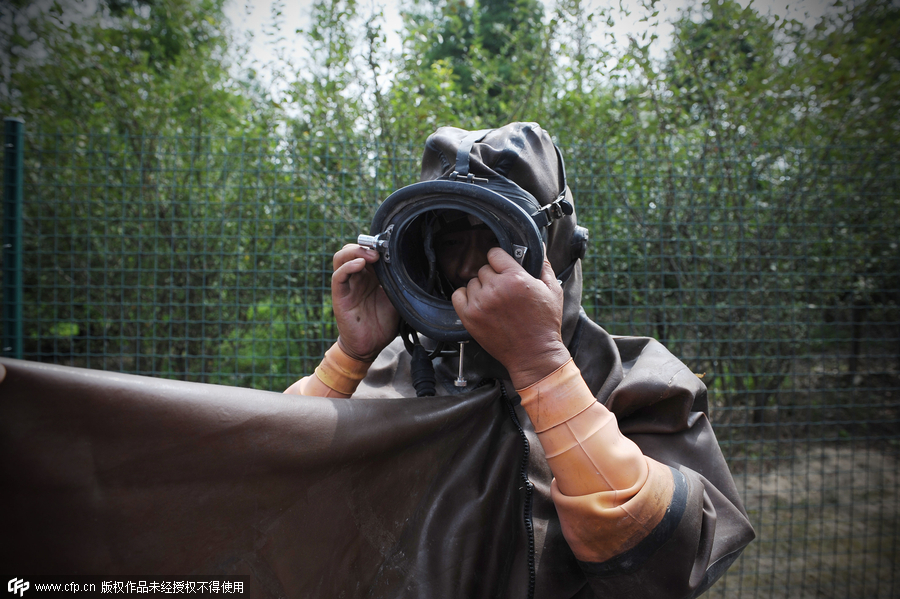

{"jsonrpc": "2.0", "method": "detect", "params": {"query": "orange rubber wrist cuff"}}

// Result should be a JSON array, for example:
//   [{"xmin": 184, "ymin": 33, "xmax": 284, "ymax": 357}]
[
  {"xmin": 517, "ymin": 358, "xmax": 597, "ymax": 433},
  {"xmin": 518, "ymin": 358, "xmax": 648, "ymax": 498},
  {"xmin": 313, "ymin": 342, "xmax": 371, "ymax": 396}
]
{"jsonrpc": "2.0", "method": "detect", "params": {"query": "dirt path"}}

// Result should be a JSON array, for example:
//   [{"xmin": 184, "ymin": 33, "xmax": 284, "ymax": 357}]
[{"xmin": 705, "ymin": 444, "xmax": 899, "ymax": 598}]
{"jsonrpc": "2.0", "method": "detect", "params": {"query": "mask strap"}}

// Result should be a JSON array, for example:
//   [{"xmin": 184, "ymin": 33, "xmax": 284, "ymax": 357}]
[
  {"xmin": 554, "ymin": 143, "xmax": 568, "ymax": 203},
  {"xmin": 454, "ymin": 129, "xmax": 494, "ymax": 178}
]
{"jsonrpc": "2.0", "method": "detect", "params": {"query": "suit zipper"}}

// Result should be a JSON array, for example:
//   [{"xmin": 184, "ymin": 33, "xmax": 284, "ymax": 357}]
[{"xmin": 499, "ymin": 381, "xmax": 536, "ymax": 599}]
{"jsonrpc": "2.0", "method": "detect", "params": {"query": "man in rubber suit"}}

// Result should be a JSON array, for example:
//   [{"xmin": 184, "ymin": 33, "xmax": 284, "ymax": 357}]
[
  {"xmin": 0, "ymin": 122, "xmax": 752, "ymax": 598},
  {"xmin": 285, "ymin": 122, "xmax": 755, "ymax": 597}
]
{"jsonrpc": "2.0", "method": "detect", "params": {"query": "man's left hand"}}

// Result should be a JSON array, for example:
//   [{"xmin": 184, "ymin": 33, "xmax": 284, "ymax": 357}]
[{"xmin": 451, "ymin": 247, "xmax": 571, "ymax": 389}]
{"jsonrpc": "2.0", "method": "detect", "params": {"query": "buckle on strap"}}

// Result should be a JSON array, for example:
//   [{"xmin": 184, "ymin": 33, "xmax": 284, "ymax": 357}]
[
  {"xmin": 532, "ymin": 196, "xmax": 573, "ymax": 228},
  {"xmin": 448, "ymin": 171, "xmax": 489, "ymax": 184}
]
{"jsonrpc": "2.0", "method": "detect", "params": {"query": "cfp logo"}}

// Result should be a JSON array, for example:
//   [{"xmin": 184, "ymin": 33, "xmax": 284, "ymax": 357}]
[{"xmin": 7, "ymin": 579, "xmax": 29, "ymax": 597}]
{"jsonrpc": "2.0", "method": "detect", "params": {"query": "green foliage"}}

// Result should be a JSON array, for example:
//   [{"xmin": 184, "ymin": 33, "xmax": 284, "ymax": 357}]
[
  {"xmin": 789, "ymin": 0, "xmax": 900, "ymax": 147},
  {"xmin": 212, "ymin": 299, "xmax": 334, "ymax": 389},
  {"xmin": 384, "ymin": 0, "xmax": 554, "ymax": 133},
  {"xmin": 5, "ymin": 0, "xmax": 898, "ymax": 407},
  {"xmin": 662, "ymin": 0, "xmax": 783, "ymax": 143},
  {"xmin": 17, "ymin": 130, "xmax": 358, "ymax": 389},
  {"xmin": 0, "ymin": 0, "xmax": 274, "ymax": 136},
  {"xmin": 289, "ymin": 0, "xmax": 364, "ymax": 141}
]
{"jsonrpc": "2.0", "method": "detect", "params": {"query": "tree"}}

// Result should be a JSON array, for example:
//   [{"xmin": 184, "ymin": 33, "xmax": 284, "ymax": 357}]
[
  {"xmin": 0, "ymin": 0, "xmax": 271, "ymax": 137},
  {"xmin": 390, "ymin": 0, "xmax": 553, "ymax": 131},
  {"xmin": 288, "ymin": 0, "xmax": 365, "ymax": 141},
  {"xmin": 2, "ymin": 0, "xmax": 301, "ymax": 387},
  {"xmin": 785, "ymin": 0, "xmax": 900, "ymax": 377},
  {"xmin": 656, "ymin": 0, "xmax": 783, "ymax": 144}
]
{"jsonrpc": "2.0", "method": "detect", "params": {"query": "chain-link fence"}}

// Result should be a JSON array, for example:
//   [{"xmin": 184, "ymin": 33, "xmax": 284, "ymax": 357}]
[{"xmin": 3, "ymin": 122, "xmax": 899, "ymax": 597}]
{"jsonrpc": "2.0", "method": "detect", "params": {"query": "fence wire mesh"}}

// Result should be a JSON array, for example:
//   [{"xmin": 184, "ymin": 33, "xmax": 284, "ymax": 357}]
[{"xmin": 3, "ymin": 129, "xmax": 899, "ymax": 597}]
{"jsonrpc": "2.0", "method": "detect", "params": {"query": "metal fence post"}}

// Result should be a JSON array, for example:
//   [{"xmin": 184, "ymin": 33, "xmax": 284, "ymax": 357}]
[{"xmin": 2, "ymin": 117, "xmax": 24, "ymax": 358}]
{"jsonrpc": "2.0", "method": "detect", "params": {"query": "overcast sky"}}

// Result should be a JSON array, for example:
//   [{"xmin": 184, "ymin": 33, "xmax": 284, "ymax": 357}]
[{"xmin": 223, "ymin": 0, "xmax": 839, "ymax": 87}]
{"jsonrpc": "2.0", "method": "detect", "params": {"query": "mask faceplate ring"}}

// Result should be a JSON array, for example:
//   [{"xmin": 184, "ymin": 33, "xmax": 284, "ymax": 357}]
[{"xmin": 368, "ymin": 180, "xmax": 544, "ymax": 342}]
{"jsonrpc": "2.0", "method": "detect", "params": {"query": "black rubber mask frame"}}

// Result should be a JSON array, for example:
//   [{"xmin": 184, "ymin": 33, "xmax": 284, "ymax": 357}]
[{"xmin": 360, "ymin": 179, "xmax": 545, "ymax": 343}]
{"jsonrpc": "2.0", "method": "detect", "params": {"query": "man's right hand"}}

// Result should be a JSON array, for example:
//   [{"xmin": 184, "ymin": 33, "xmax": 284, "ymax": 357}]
[{"xmin": 331, "ymin": 244, "xmax": 400, "ymax": 362}]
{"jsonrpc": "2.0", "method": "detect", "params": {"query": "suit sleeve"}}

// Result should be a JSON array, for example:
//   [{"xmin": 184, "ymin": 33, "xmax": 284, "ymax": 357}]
[{"xmin": 519, "ymin": 341, "xmax": 755, "ymax": 598}]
